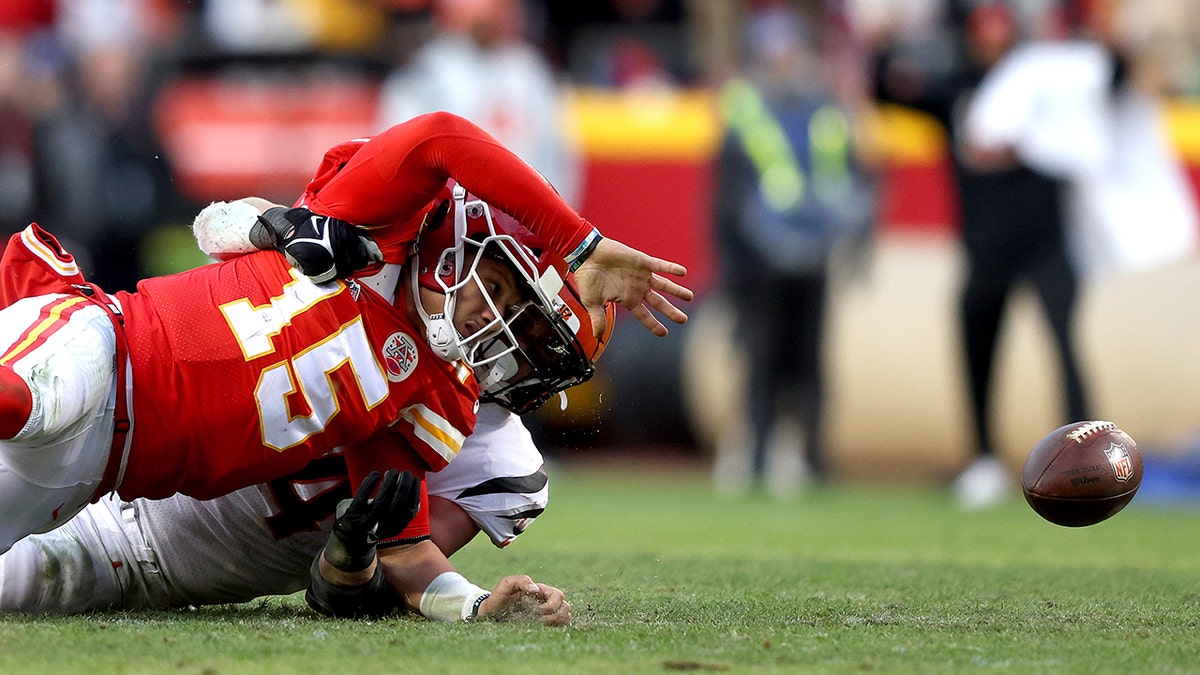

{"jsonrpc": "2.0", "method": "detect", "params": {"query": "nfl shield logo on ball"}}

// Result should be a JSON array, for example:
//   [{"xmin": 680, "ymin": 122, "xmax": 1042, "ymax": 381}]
[
  {"xmin": 382, "ymin": 332, "xmax": 419, "ymax": 382},
  {"xmin": 1104, "ymin": 442, "xmax": 1134, "ymax": 483}
]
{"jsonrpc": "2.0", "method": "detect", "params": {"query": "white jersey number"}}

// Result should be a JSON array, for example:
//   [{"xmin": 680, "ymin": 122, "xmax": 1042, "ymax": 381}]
[{"xmin": 220, "ymin": 274, "xmax": 390, "ymax": 451}]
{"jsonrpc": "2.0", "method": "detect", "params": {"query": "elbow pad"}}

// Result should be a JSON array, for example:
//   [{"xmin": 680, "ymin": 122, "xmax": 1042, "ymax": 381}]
[{"xmin": 304, "ymin": 558, "xmax": 400, "ymax": 619}]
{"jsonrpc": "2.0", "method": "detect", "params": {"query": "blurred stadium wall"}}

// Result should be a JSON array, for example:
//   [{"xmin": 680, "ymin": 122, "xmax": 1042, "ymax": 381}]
[{"xmin": 145, "ymin": 81, "xmax": 1200, "ymax": 477}]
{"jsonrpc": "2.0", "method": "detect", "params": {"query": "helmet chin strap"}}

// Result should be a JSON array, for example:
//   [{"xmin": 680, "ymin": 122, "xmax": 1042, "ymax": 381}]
[
  {"xmin": 411, "ymin": 185, "xmax": 472, "ymax": 363},
  {"xmin": 411, "ymin": 259, "xmax": 464, "ymax": 362}
]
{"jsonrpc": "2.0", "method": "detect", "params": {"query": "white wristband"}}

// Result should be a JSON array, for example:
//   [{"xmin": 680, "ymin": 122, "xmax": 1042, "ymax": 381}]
[
  {"xmin": 419, "ymin": 572, "xmax": 490, "ymax": 622},
  {"xmin": 192, "ymin": 200, "xmax": 263, "ymax": 260}
]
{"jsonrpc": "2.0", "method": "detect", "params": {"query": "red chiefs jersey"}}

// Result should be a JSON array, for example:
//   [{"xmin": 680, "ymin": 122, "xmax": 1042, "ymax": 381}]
[
  {"xmin": 0, "ymin": 225, "xmax": 470, "ymax": 542},
  {"xmin": 113, "ymin": 250, "xmax": 477, "ymax": 503},
  {"xmin": 0, "ymin": 112, "xmax": 592, "ymax": 544}
]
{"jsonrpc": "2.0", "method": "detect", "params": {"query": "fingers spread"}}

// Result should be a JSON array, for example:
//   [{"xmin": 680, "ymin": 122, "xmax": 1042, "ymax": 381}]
[
  {"xmin": 628, "ymin": 304, "xmax": 668, "ymax": 337},
  {"xmin": 351, "ymin": 471, "xmax": 382, "ymax": 508},
  {"xmin": 650, "ymin": 273, "xmax": 695, "ymax": 302},
  {"xmin": 645, "ymin": 255, "xmax": 688, "ymax": 278},
  {"xmin": 378, "ymin": 468, "xmax": 399, "ymax": 498},
  {"xmin": 399, "ymin": 471, "xmax": 420, "ymax": 517},
  {"xmin": 368, "ymin": 469, "xmax": 400, "ymax": 520},
  {"xmin": 646, "ymin": 291, "xmax": 688, "ymax": 325}
]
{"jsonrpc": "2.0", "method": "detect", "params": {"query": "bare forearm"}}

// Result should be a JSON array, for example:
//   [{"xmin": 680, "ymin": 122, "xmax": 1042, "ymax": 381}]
[
  {"xmin": 377, "ymin": 540, "xmax": 458, "ymax": 612},
  {"xmin": 428, "ymin": 495, "xmax": 480, "ymax": 557}
]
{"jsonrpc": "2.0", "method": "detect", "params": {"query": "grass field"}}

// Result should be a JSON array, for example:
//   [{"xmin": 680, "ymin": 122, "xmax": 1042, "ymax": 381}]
[{"xmin": 2, "ymin": 462, "xmax": 1199, "ymax": 674}]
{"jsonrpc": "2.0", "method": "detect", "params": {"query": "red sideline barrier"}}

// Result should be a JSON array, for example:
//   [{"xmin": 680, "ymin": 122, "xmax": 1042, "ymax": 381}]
[
  {"xmin": 153, "ymin": 76, "xmax": 381, "ymax": 202},
  {"xmin": 146, "ymin": 78, "xmax": 1200, "ymax": 295}
]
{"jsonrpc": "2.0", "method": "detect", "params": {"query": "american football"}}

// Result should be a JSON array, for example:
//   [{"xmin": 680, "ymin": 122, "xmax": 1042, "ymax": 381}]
[{"xmin": 1021, "ymin": 421, "xmax": 1143, "ymax": 527}]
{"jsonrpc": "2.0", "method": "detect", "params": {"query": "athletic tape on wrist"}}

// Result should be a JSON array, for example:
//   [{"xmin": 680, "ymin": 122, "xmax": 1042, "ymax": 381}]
[
  {"xmin": 419, "ymin": 571, "xmax": 490, "ymax": 622},
  {"xmin": 192, "ymin": 200, "xmax": 264, "ymax": 258},
  {"xmin": 470, "ymin": 592, "xmax": 491, "ymax": 620}
]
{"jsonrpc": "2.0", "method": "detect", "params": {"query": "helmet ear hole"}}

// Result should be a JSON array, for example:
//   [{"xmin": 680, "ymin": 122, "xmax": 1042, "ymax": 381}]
[{"xmin": 421, "ymin": 199, "xmax": 452, "ymax": 238}]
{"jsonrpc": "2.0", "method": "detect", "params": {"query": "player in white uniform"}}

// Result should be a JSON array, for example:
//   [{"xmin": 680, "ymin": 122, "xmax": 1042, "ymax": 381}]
[
  {"xmin": 0, "ymin": 198, "xmax": 612, "ymax": 615},
  {"xmin": 0, "ymin": 404, "xmax": 546, "ymax": 613}
]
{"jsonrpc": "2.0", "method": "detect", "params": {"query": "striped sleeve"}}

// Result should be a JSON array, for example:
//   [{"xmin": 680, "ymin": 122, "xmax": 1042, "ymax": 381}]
[{"xmin": 399, "ymin": 403, "xmax": 467, "ymax": 469}]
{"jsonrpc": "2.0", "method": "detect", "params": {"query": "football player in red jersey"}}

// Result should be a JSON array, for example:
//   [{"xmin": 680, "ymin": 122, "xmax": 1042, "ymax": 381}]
[
  {"xmin": 0, "ymin": 206, "xmax": 612, "ymax": 623},
  {"xmin": 0, "ymin": 197, "xmax": 561, "ymax": 621},
  {"xmin": 0, "ymin": 112, "xmax": 686, "ymax": 624}
]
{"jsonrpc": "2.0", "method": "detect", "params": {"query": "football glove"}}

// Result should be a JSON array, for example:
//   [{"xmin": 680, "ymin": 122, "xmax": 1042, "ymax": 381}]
[
  {"xmin": 252, "ymin": 206, "xmax": 383, "ymax": 283},
  {"xmin": 322, "ymin": 469, "xmax": 421, "ymax": 573}
]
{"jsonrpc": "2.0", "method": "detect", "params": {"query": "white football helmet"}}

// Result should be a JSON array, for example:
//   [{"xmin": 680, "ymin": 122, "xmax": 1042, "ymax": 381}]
[{"xmin": 411, "ymin": 183, "xmax": 564, "ymax": 370}]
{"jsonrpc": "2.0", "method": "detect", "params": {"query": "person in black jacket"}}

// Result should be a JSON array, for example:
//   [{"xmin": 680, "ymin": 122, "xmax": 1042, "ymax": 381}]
[{"xmin": 872, "ymin": 2, "xmax": 1089, "ymax": 509}]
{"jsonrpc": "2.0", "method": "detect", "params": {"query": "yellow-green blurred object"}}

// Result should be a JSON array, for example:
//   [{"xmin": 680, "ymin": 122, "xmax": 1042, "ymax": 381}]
[{"xmin": 140, "ymin": 224, "xmax": 215, "ymax": 278}]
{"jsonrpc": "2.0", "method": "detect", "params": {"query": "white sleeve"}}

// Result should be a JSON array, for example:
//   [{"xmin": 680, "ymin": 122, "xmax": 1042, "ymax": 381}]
[
  {"xmin": 425, "ymin": 404, "xmax": 549, "ymax": 548},
  {"xmin": 966, "ymin": 42, "xmax": 1113, "ymax": 179},
  {"xmin": 0, "ymin": 487, "xmax": 323, "ymax": 613},
  {"xmin": 963, "ymin": 48, "xmax": 1037, "ymax": 151},
  {"xmin": 0, "ymin": 420, "xmax": 546, "ymax": 615}
]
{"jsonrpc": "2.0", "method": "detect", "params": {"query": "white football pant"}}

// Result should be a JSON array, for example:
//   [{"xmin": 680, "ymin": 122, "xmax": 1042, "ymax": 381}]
[
  {"xmin": 0, "ymin": 294, "xmax": 119, "ymax": 555},
  {"xmin": 0, "ymin": 403, "xmax": 548, "ymax": 613}
]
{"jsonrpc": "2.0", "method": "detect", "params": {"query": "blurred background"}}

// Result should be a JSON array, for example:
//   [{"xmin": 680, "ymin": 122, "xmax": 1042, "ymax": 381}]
[{"xmin": 3, "ymin": 0, "xmax": 1200, "ymax": 498}]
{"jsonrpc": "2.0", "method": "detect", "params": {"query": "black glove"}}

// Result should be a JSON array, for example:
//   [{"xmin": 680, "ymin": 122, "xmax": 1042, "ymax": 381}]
[
  {"xmin": 252, "ymin": 206, "xmax": 382, "ymax": 283},
  {"xmin": 322, "ymin": 469, "xmax": 421, "ymax": 573}
]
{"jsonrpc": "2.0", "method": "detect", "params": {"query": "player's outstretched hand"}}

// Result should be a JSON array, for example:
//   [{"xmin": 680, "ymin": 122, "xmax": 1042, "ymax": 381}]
[
  {"xmin": 254, "ymin": 206, "xmax": 383, "ymax": 283},
  {"xmin": 324, "ymin": 469, "xmax": 420, "ymax": 573},
  {"xmin": 573, "ymin": 237, "xmax": 693, "ymax": 338},
  {"xmin": 477, "ymin": 575, "xmax": 572, "ymax": 626}
]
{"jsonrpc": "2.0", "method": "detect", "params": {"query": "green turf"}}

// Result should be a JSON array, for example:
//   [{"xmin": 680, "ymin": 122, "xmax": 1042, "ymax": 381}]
[{"xmin": 2, "ymin": 466, "xmax": 1198, "ymax": 673}]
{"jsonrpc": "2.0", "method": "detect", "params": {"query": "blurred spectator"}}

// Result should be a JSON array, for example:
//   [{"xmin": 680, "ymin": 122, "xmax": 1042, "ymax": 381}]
[
  {"xmin": 0, "ymin": 1, "xmax": 57, "ymax": 234},
  {"xmin": 874, "ymin": 1, "xmax": 1091, "ymax": 509},
  {"xmin": 198, "ymin": 0, "xmax": 388, "ymax": 56},
  {"xmin": 959, "ymin": 3, "xmax": 1199, "ymax": 261},
  {"xmin": 30, "ymin": 0, "xmax": 193, "ymax": 292},
  {"xmin": 544, "ymin": 0, "xmax": 689, "ymax": 85},
  {"xmin": 963, "ymin": 0, "xmax": 1199, "ymax": 461},
  {"xmin": 376, "ymin": 0, "xmax": 581, "ymax": 205},
  {"xmin": 1063, "ymin": 1, "xmax": 1198, "ymax": 276},
  {"xmin": 711, "ymin": 3, "xmax": 876, "ymax": 497}
]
